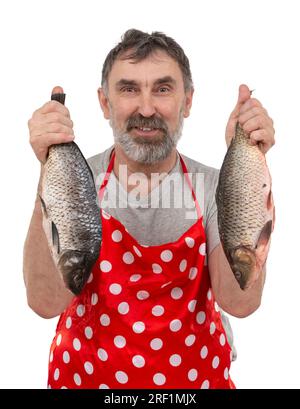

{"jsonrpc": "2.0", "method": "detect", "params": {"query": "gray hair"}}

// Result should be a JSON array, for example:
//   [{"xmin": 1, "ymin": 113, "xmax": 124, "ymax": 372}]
[{"xmin": 101, "ymin": 29, "xmax": 193, "ymax": 94}]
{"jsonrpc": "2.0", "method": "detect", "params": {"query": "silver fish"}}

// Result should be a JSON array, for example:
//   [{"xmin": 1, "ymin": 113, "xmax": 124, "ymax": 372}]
[
  {"xmin": 39, "ymin": 93, "xmax": 101, "ymax": 295},
  {"xmin": 216, "ymin": 123, "xmax": 275, "ymax": 290}
]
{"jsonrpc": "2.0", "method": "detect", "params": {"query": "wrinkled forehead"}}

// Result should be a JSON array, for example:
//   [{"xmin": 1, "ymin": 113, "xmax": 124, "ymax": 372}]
[{"xmin": 108, "ymin": 49, "xmax": 184, "ymax": 87}]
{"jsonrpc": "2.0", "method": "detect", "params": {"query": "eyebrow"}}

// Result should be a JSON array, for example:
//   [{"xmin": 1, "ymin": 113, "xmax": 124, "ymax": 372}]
[{"xmin": 115, "ymin": 76, "xmax": 177, "ymax": 88}]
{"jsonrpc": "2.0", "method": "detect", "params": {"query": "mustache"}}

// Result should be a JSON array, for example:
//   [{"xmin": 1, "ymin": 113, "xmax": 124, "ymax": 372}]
[{"xmin": 126, "ymin": 115, "xmax": 168, "ymax": 132}]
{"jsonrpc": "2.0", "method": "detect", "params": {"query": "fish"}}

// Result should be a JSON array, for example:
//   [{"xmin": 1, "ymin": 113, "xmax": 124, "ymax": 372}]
[
  {"xmin": 39, "ymin": 92, "xmax": 102, "ymax": 295},
  {"xmin": 215, "ymin": 122, "xmax": 275, "ymax": 290}
]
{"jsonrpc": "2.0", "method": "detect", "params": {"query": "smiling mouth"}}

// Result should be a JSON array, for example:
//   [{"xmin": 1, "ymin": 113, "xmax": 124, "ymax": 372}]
[{"xmin": 130, "ymin": 127, "xmax": 162, "ymax": 136}]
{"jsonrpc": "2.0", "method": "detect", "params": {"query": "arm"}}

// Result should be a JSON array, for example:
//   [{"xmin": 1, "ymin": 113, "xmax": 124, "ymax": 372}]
[
  {"xmin": 23, "ymin": 85, "xmax": 75, "ymax": 318},
  {"xmin": 208, "ymin": 244, "xmax": 266, "ymax": 317}
]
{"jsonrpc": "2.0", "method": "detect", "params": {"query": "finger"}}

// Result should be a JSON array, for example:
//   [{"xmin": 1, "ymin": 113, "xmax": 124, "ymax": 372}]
[
  {"xmin": 239, "ymin": 98, "xmax": 263, "ymax": 115},
  {"xmin": 238, "ymin": 107, "xmax": 268, "ymax": 126},
  {"xmin": 31, "ymin": 123, "xmax": 74, "ymax": 136},
  {"xmin": 242, "ymin": 115, "xmax": 270, "ymax": 134},
  {"xmin": 41, "ymin": 112, "xmax": 73, "ymax": 127},
  {"xmin": 52, "ymin": 85, "xmax": 64, "ymax": 95},
  {"xmin": 30, "ymin": 132, "xmax": 75, "ymax": 148},
  {"xmin": 225, "ymin": 84, "xmax": 251, "ymax": 142},
  {"xmin": 249, "ymin": 129, "xmax": 275, "ymax": 154},
  {"xmin": 39, "ymin": 100, "xmax": 70, "ymax": 117}
]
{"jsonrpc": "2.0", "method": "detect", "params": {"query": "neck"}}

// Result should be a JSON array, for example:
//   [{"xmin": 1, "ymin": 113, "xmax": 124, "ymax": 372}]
[{"xmin": 112, "ymin": 144, "xmax": 178, "ymax": 194}]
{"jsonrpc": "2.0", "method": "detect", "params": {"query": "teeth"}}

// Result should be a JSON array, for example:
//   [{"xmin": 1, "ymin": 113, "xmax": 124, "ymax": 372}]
[{"xmin": 139, "ymin": 127, "xmax": 153, "ymax": 131}]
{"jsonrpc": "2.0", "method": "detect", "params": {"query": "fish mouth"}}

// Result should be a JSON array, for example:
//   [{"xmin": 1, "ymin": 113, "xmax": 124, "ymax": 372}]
[
  {"xmin": 230, "ymin": 246, "xmax": 257, "ymax": 290},
  {"xmin": 58, "ymin": 249, "xmax": 99, "ymax": 295}
]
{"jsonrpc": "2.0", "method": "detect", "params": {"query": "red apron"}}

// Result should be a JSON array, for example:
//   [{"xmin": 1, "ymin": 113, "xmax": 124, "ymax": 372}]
[{"xmin": 48, "ymin": 151, "xmax": 235, "ymax": 389}]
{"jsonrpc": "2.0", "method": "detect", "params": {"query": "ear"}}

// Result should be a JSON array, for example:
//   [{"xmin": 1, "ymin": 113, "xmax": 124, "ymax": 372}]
[
  {"xmin": 97, "ymin": 87, "xmax": 111, "ymax": 119},
  {"xmin": 183, "ymin": 88, "xmax": 194, "ymax": 118}
]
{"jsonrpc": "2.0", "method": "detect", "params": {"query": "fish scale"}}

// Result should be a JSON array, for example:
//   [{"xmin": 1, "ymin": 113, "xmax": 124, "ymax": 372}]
[
  {"xmin": 216, "ymin": 123, "xmax": 274, "ymax": 290},
  {"xmin": 40, "ymin": 93, "xmax": 102, "ymax": 295}
]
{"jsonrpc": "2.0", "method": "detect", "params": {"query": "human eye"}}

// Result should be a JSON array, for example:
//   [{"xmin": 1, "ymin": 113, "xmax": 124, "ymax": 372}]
[
  {"xmin": 157, "ymin": 85, "xmax": 171, "ymax": 94},
  {"xmin": 121, "ymin": 86, "xmax": 137, "ymax": 93}
]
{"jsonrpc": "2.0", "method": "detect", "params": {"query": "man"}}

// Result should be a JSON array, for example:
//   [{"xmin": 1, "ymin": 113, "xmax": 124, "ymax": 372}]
[{"xmin": 24, "ymin": 29, "xmax": 275, "ymax": 389}]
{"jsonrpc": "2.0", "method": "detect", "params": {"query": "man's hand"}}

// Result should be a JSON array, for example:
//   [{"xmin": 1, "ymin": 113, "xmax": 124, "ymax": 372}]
[
  {"xmin": 28, "ymin": 86, "xmax": 75, "ymax": 164},
  {"xmin": 225, "ymin": 84, "xmax": 275, "ymax": 154}
]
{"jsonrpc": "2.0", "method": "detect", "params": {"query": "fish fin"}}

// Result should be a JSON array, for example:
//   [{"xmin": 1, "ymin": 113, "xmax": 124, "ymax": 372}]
[
  {"xmin": 256, "ymin": 220, "xmax": 273, "ymax": 250},
  {"xmin": 38, "ymin": 194, "xmax": 48, "ymax": 218},
  {"xmin": 51, "ymin": 221, "xmax": 60, "ymax": 254},
  {"xmin": 267, "ymin": 190, "xmax": 274, "ymax": 211}
]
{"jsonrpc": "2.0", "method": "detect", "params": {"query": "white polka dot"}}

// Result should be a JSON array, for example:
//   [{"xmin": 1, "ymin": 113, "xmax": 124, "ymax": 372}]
[
  {"xmin": 49, "ymin": 351, "xmax": 53, "ymax": 363},
  {"xmin": 185, "ymin": 334, "xmax": 196, "ymax": 347},
  {"xmin": 87, "ymin": 272, "xmax": 93, "ymax": 283},
  {"xmin": 160, "ymin": 249, "xmax": 173, "ymax": 262},
  {"xmin": 112, "ymin": 229, "xmax": 122, "ymax": 242},
  {"xmin": 171, "ymin": 287, "xmax": 183, "ymax": 300},
  {"xmin": 56, "ymin": 334, "xmax": 62, "ymax": 346},
  {"xmin": 199, "ymin": 242, "xmax": 206, "ymax": 256},
  {"xmin": 97, "ymin": 348, "xmax": 108, "ymax": 361},
  {"xmin": 207, "ymin": 289, "xmax": 212, "ymax": 300},
  {"xmin": 99, "ymin": 384, "xmax": 110, "ymax": 389},
  {"xmin": 84, "ymin": 326, "xmax": 93, "ymax": 339},
  {"xmin": 169, "ymin": 354, "xmax": 182, "ymax": 367},
  {"xmin": 137, "ymin": 290, "xmax": 150, "ymax": 300},
  {"xmin": 212, "ymin": 356, "xmax": 220, "ymax": 369},
  {"xmin": 65, "ymin": 317, "xmax": 72, "ymax": 329},
  {"xmin": 189, "ymin": 267, "xmax": 198, "ymax": 280},
  {"xmin": 150, "ymin": 338, "xmax": 163, "ymax": 350},
  {"xmin": 152, "ymin": 305, "xmax": 165, "ymax": 316},
  {"xmin": 220, "ymin": 334, "xmax": 226, "ymax": 346},
  {"xmin": 63, "ymin": 351, "xmax": 70, "ymax": 364},
  {"xmin": 188, "ymin": 299, "xmax": 197, "ymax": 312},
  {"xmin": 133, "ymin": 245, "xmax": 142, "ymax": 257},
  {"xmin": 91, "ymin": 293, "xmax": 98, "ymax": 305},
  {"xmin": 201, "ymin": 380, "xmax": 210, "ymax": 389},
  {"xmin": 115, "ymin": 371, "xmax": 128, "ymax": 384},
  {"xmin": 54, "ymin": 368, "xmax": 60, "ymax": 381},
  {"xmin": 100, "ymin": 313, "xmax": 110, "ymax": 326},
  {"xmin": 100, "ymin": 260, "xmax": 112, "ymax": 272},
  {"xmin": 61, "ymin": 386, "xmax": 67, "ymax": 389},
  {"xmin": 200, "ymin": 345, "xmax": 208, "ymax": 359},
  {"xmin": 76, "ymin": 304, "xmax": 85, "ymax": 317},
  {"xmin": 210, "ymin": 322, "xmax": 216, "ymax": 335},
  {"xmin": 188, "ymin": 368, "xmax": 198, "ymax": 381},
  {"xmin": 185, "ymin": 237, "xmax": 195, "ymax": 248},
  {"xmin": 132, "ymin": 355, "xmax": 145, "ymax": 368},
  {"xmin": 179, "ymin": 259, "xmax": 187, "ymax": 272},
  {"xmin": 130, "ymin": 274, "xmax": 141, "ymax": 282},
  {"xmin": 224, "ymin": 367, "xmax": 229, "ymax": 380},
  {"xmin": 109, "ymin": 283, "xmax": 122, "ymax": 295},
  {"xmin": 196, "ymin": 311, "xmax": 206, "ymax": 325},
  {"xmin": 84, "ymin": 361, "xmax": 94, "ymax": 375},
  {"xmin": 214, "ymin": 301, "xmax": 220, "ymax": 312},
  {"xmin": 153, "ymin": 373, "xmax": 166, "ymax": 386},
  {"xmin": 123, "ymin": 251, "xmax": 135, "ymax": 264},
  {"xmin": 118, "ymin": 302, "xmax": 130, "ymax": 315},
  {"xmin": 152, "ymin": 263, "xmax": 162, "ymax": 274},
  {"xmin": 73, "ymin": 373, "xmax": 81, "ymax": 386},
  {"xmin": 73, "ymin": 338, "xmax": 81, "ymax": 351},
  {"xmin": 132, "ymin": 321, "xmax": 145, "ymax": 333},
  {"xmin": 169, "ymin": 319, "xmax": 182, "ymax": 332},
  {"xmin": 114, "ymin": 335, "xmax": 126, "ymax": 348}
]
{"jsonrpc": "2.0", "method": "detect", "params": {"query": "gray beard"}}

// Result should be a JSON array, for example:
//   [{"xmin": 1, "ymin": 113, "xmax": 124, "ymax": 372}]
[{"xmin": 110, "ymin": 111, "xmax": 184, "ymax": 165}]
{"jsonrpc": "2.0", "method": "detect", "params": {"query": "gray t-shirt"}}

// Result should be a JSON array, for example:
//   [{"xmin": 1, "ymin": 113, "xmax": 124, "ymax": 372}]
[{"xmin": 87, "ymin": 145, "xmax": 237, "ymax": 360}]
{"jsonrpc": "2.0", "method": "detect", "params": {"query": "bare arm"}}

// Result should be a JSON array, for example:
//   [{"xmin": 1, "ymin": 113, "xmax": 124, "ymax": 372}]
[
  {"xmin": 208, "ymin": 244, "xmax": 266, "ymax": 318},
  {"xmin": 23, "ymin": 167, "xmax": 74, "ymax": 318}
]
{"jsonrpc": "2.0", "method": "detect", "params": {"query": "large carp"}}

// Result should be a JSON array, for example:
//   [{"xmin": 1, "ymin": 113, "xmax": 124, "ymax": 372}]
[
  {"xmin": 216, "ymin": 123, "xmax": 275, "ymax": 290},
  {"xmin": 39, "ymin": 93, "xmax": 101, "ymax": 295}
]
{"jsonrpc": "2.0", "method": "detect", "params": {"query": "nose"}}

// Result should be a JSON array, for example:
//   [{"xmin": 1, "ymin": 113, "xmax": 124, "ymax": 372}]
[{"xmin": 137, "ymin": 92, "xmax": 157, "ymax": 117}]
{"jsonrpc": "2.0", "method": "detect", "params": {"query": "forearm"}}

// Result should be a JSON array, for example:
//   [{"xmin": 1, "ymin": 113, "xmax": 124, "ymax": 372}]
[
  {"xmin": 23, "ymin": 169, "xmax": 73, "ymax": 318},
  {"xmin": 209, "ymin": 244, "xmax": 266, "ymax": 318}
]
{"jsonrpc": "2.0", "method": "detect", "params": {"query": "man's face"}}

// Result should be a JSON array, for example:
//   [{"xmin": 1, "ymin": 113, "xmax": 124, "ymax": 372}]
[{"xmin": 99, "ymin": 49, "xmax": 193, "ymax": 164}]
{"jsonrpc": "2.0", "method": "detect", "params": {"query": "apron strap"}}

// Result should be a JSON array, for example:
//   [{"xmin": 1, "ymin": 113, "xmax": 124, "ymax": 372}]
[{"xmin": 98, "ymin": 149, "xmax": 202, "ymax": 220}]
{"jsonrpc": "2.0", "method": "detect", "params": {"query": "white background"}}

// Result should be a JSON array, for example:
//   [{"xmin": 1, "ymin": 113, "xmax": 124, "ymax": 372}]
[{"xmin": 0, "ymin": 0, "xmax": 299, "ymax": 389}]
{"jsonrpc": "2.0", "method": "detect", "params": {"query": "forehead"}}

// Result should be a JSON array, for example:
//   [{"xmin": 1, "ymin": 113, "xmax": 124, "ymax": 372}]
[{"xmin": 108, "ymin": 49, "xmax": 184, "ymax": 85}]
